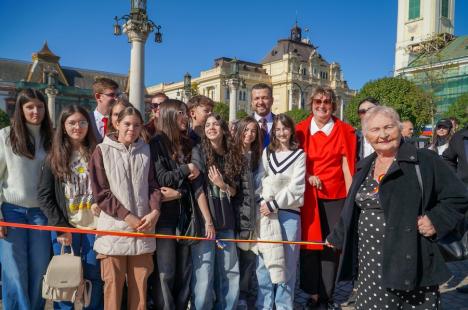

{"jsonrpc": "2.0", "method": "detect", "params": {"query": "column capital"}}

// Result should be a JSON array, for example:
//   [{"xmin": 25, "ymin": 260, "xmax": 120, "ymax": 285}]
[
  {"xmin": 45, "ymin": 87, "xmax": 58, "ymax": 96},
  {"xmin": 123, "ymin": 20, "xmax": 150, "ymax": 42},
  {"xmin": 227, "ymin": 77, "xmax": 240, "ymax": 90}
]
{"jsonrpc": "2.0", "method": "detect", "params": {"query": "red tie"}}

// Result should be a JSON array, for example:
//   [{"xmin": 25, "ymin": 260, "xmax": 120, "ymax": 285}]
[
  {"xmin": 260, "ymin": 117, "xmax": 268, "ymax": 136},
  {"xmin": 102, "ymin": 117, "xmax": 108, "ymax": 135}
]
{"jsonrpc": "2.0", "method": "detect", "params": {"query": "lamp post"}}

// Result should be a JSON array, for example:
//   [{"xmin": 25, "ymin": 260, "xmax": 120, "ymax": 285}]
[
  {"xmin": 291, "ymin": 82, "xmax": 315, "ymax": 110},
  {"xmin": 184, "ymin": 72, "xmax": 192, "ymax": 102},
  {"xmin": 45, "ymin": 70, "xmax": 58, "ymax": 127},
  {"xmin": 113, "ymin": 0, "xmax": 162, "ymax": 116},
  {"xmin": 222, "ymin": 58, "xmax": 245, "ymax": 122}
]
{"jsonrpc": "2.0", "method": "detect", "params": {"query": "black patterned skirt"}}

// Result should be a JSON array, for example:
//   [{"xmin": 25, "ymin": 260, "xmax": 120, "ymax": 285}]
[{"xmin": 355, "ymin": 209, "xmax": 440, "ymax": 310}]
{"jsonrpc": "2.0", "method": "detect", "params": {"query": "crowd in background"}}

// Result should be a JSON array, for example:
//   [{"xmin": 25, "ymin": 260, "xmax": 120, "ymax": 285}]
[{"xmin": 0, "ymin": 78, "xmax": 467, "ymax": 310}]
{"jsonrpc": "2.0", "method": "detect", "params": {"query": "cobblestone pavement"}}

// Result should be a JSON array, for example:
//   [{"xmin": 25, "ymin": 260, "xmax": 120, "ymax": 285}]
[{"xmin": 1, "ymin": 261, "xmax": 467, "ymax": 309}]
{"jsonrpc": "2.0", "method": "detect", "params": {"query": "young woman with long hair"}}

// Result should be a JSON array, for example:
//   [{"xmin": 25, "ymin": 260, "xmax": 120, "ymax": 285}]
[
  {"xmin": 89, "ymin": 107, "xmax": 161, "ymax": 310},
  {"xmin": 429, "ymin": 118, "xmax": 454, "ymax": 155},
  {"xmin": 148, "ymin": 99, "xmax": 214, "ymax": 309},
  {"xmin": 0, "ymin": 88, "xmax": 53, "ymax": 309},
  {"xmin": 232, "ymin": 116, "xmax": 264, "ymax": 307},
  {"xmin": 38, "ymin": 104, "xmax": 103, "ymax": 309},
  {"xmin": 107, "ymin": 97, "xmax": 133, "ymax": 134},
  {"xmin": 257, "ymin": 114, "xmax": 305, "ymax": 309},
  {"xmin": 190, "ymin": 113, "xmax": 243, "ymax": 309}
]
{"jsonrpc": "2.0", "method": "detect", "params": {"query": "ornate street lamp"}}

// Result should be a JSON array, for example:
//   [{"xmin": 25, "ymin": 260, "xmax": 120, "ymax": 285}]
[
  {"xmin": 113, "ymin": 1, "xmax": 163, "ymax": 118},
  {"xmin": 221, "ymin": 58, "xmax": 246, "ymax": 122},
  {"xmin": 184, "ymin": 72, "xmax": 192, "ymax": 101}
]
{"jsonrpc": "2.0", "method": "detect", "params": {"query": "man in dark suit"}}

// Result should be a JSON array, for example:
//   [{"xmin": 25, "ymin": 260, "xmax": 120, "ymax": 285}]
[
  {"xmin": 443, "ymin": 126, "xmax": 468, "ymax": 294},
  {"xmin": 251, "ymin": 83, "xmax": 275, "ymax": 149},
  {"xmin": 89, "ymin": 78, "xmax": 120, "ymax": 142},
  {"xmin": 356, "ymin": 97, "xmax": 379, "ymax": 161}
]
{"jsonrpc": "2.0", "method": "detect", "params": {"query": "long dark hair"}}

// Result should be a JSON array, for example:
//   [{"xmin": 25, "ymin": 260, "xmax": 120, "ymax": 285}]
[
  {"xmin": 268, "ymin": 114, "xmax": 299, "ymax": 152},
  {"xmin": 47, "ymin": 105, "xmax": 97, "ymax": 180},
  {"xmin": 201, "ymin": 114, "xmax": 243, "ymax": 186},
  {"xmin": 234, "ymin": 116, "xmax": 262, "ymax": 171},
  {"xmin": 9, "ymin": 88, "xmax": 53, "ymax": 159},
  {"xmin": 156, "ymin": 99, "xmax": 192, "ymax": 162}
]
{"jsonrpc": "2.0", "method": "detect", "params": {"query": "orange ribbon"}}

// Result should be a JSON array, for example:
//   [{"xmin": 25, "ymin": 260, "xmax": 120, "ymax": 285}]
[{"xmin": 0, "ymin": 221, "xmax": 326, "ymax": 246}]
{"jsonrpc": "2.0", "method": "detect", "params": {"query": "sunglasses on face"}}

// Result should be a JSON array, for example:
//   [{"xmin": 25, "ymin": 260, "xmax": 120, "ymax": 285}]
[
  {"xmin": 358, "ymin": 107, "xmax": 374, "ymax": 115},
  {"xmin": 150, "ymin": 103, "xmax": 160, "ymax": 110},
  {"xmin": 312, "ymin": 99, "xmax": 332, "ymax": 105},
  {"xmin": 100, "ymin": 92, "xmax": 120, "ymax": 98}
]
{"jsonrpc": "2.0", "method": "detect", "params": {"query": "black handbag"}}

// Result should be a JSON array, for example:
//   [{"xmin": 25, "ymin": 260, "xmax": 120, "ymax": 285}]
[
  {"xmin": 415, "ymin": 164, "xmax": 468, "ymax": 261},
  {"xmin": 176, "ymin": 184, "xmax": 203, "ymax": 246}
]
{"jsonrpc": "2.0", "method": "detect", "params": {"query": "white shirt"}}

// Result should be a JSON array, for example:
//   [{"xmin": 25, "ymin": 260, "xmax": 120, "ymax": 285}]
[
  {"xmin": 254, "ymin": 112, "xmax": 274, "ymax": 133},
  {"xmin": 94, "ymin": 109, "xmax": 106, "ymax": 139},
  {"xmin": 310, "ymin": 117, "xmax": 334, "ymax": 136},
  {"xmin": 363, "ymin": 137, "xmax": 374, "ymax": 158}
]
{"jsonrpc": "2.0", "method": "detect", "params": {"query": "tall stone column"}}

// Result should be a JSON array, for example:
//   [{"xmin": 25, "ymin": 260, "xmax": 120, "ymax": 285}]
[
  {"xmin": 45, "ymin": 86, "xmax": 58, "ymax": 128},
  {"xmin": 228, "ymin": 78, "xmax": 240, "ymax": 123},
  {"xmin": 124, "ymin": 21, "xmax": 149, "ymax": 116}
]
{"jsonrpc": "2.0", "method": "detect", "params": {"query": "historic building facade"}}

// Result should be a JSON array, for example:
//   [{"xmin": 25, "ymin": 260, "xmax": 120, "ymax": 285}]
[
  {"xmin": 394, "ymin": 0, "xmax": 467, "ymax": 114},
  {"xmin": 147, "ymin": 24, "xmax": 356, "ymax": 117},
  {"xmin": 0, "ymin": 42, "xmax": 128, "ymax": 122}
]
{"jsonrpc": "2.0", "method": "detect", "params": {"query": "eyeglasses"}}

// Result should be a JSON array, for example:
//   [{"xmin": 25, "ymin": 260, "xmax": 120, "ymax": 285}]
[
  {"xmin": 358, "ymin": 107, "xmax": 374, "ymax": 115},
  {"xmin": 312, "ymin": 99, "xmax": 332, "ymax": 105},
  {"xmin": 100, "ymin": 92, "xmax": 120, "ymax": 98},
  {"xmin": 65, "ymin": 120, "xmax": 88, "ymax": 128},
  {"xmin": 177, "ymin": 110, "xmax": 187, "ymax": 117},
  {"xmin": 436, "ymin": 126, "xmax": 449, "ymax": 130}
]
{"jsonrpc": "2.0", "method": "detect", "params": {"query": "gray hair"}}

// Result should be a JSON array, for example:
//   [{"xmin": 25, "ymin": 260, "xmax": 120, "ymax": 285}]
[{"xmin": 362, "ymin": 106, "xmax": 402, "ymax": 134}]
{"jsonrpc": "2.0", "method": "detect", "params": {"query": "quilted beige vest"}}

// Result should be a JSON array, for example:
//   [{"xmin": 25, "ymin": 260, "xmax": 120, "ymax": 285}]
[{"xmin": 93, "ymin": 136, "xmax": 156, "ymax": 256}]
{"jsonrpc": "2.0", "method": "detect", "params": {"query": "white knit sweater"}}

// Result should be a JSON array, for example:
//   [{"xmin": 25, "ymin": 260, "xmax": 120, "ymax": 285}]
[
  {"xmin": 260, "ymin": 149, "xmax": 306, "ymax": 213},
  {"xmin": 0, "ymin": 125, "xmax": 46, "ymax": 219}
]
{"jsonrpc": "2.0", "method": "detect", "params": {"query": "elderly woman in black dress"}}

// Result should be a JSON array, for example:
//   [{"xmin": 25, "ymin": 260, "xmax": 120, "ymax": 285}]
[{"xmin": 327, "ymin": 106, "xmax": 468, "ymax": 309}]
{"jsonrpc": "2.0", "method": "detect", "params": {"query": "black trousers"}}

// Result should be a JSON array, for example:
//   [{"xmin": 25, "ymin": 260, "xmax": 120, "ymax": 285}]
[
  {"xmin": 150, "ymin": 226, "xmax": 192, "ymax": 310},
  {"xmin": 300, "ymin": 198, "xmax": 344, "ymax": 302}
]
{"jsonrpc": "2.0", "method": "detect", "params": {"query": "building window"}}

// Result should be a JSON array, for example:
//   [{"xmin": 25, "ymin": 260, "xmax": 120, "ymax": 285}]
[
  {"xmin": 408, "ymin": 0, "xmax": 420, "ymax": 20},
  {"xmin": 225, "ymin": 89, "xmax": 230, "ymax": 100},
  {"xmin": 441, "ymin": 0, "xmax": 449, "ymax": 18}
]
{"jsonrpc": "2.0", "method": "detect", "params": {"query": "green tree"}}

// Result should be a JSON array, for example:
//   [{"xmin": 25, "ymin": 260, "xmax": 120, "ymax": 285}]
[
  {"xmin": 191, "ymin": 82, "xmax": 199, "ymax": 96},
  {"xmin": 443, "ymin": 93, "xmax": 468, "ymax": 127},
  {"xmin": 285, "ymin": 108, "xmax": 309, "ymax": 124},
  {"xmin": 236, "ymin": 109, "xmax": 249, "ymax": 120},
  {"xmin": 344, "ymin": 77, "xmax": 434, "ymax": 131},
  {"xmin": 0, "ymin": 109, "xmax": 10, "ymax": 129},
  {"xmin": 213, "ymin": 102, "xmax": 229, "ymax": 121}
]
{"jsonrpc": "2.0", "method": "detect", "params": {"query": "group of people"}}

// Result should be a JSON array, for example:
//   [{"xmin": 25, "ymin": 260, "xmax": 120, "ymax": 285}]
[{"xmin": 0, "ymin": 77, "xmax": 467, "ymax": 310}]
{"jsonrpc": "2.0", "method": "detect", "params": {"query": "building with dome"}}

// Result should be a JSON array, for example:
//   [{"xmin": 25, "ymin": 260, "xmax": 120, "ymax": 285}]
[{"xmin": 147, "ymin": 23, "xmax": 356, "ymax": 117}]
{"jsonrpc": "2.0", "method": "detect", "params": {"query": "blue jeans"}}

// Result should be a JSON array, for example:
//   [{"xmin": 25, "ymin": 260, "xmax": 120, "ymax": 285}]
[
  {"xmin": 51, "ymin": 232, "xmax": 103, "ymax": 310},
  {"xmin": 191, "ymin": 230, "xmax": 239, "ymax": 310},
  {"xmin": 0, "ymin": 203, "xmax": 51, "ymax": 310},
  {"xmin": 256, "ymin": 210, "xmax": 301, "ymax": 310}
]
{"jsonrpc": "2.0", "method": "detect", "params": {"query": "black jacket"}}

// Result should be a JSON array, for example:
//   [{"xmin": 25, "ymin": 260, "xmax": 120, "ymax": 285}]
[
  {"xmin": 328, "ymin": 142, "xmax": 468, "ymax": 290},
  {"xmin": 443, "ymin": 128, "xmax": 468, "ymax": 185},
  {"xmin": 149, "ymin": 134, "xmax": 192, "ymax": 228},
  {"xmin": 232, "ymin": 154, "xmax": 261, "ymax": 239},
  {"xmin": 37, "ymin": 161, "xmax": 72, "ymax": 228}
]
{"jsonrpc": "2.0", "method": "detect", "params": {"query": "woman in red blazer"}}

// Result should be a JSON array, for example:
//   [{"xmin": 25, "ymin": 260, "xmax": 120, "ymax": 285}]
[{"xmin": 296, "ymin": 87, "xmax": 356, "ymax": 309}]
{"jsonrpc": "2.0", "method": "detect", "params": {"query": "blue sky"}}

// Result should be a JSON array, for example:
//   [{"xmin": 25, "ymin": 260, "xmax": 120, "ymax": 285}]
[{"xmin": 1, "ymin": 0, "xmax": 467, "ymax": 90}]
